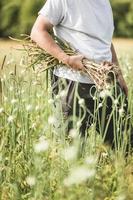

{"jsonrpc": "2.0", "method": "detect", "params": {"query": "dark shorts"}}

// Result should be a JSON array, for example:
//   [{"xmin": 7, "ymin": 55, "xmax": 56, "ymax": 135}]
[{"xmin": 51, "ymin": 73, "xmax": 132, "ymax": 147}]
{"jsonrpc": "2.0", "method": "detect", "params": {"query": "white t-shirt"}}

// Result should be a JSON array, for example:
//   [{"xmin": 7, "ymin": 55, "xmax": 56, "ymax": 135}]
[{"xmin": 39, "ymin": 0, "xmax": 114, "ymax": 83}]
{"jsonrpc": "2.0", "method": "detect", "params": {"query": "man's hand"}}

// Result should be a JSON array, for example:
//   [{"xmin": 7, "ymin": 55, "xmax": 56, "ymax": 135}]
[{"xmin": 63, "ymin": 54, "xmax": 85, "ymax": 71}]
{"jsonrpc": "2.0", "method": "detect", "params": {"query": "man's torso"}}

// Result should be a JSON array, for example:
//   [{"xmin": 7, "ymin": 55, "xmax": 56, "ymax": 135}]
[{"xmin": 39, "ymin": 0, "xmax": 114, "ymax": 83}]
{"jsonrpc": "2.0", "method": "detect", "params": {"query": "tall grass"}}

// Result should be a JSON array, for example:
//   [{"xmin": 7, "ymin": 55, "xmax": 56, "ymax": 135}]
[{"xmin": 0, "ymin": 51, "xmax": 133, "ymax": 200}]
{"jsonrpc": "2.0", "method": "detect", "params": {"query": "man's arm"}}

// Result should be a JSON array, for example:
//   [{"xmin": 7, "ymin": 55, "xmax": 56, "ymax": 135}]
[
  {"xmin": 111, "ymin": 43, "xmax": 128, "ymax": 96},
  {"xmin": 30, "ymin": 15, "xmax": 84, "ymax": 71}
]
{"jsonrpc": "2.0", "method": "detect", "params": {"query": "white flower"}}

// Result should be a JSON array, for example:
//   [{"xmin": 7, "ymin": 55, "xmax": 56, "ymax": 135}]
[
  {"xmin": 7, "ymin": 58, "xmax": 14, "ymax": 65},
  {"xmin": 9, "ymin": 86, "xmax": 14, "ymax": 92},
  {"xmin": 36, "ymin": 93, "xmax": 43, "ymax": 98},
  {"xmin": 99, "ymin": 89, "xmax": 111, "ymax": 98},
  {"xmin": 31, "ymin": 123, "xmax": 37, "ymax": 129},
  {"xmin": 26, "ymin": 176, "xmax": 36, "ymax": 186},
  {"xmin": 77, "ymin": 121, "xmax": 81, "ymax": 128},
  {"xmin": 117, "ymin": 127, "xmax": 120, "ymax": 132},
  {"xmin": 114, "ymin": 99, "xmax": 118, "ymax": 106},
  {"xmin": 85, "ymin": 155, "xmax": 97, "ymax": 166},
  {"xmin": 119, "ymin": 107, "xmax": 124, "ymax": 116},
  {"xmin": 60, "ymin": 90, "xmax": 66, "ymax": 98},
  {"xmin": 26, "ymin": 105, "xmax": 32, "ymax": 112},
  {"xmin": 62, "ymin": 146, "xmax": 78, "ymax": 161},
  {"xmin": 64, "ymin": 166, "xmax": 95, "ymax": 186},
  {"xmin": 55, "ymin": 94, "xmax": 60, "ymax": 100},
  {"xmin": 20, "ymin": 69, "xmax": 26, "ymax": 75},
  {"xmin": 69, "ymin": 129, "xmax": 78, "ymax": 138},
  {"xmin": 37, "ymin": 73, "xmax": 41, "ymax": 78},
  {"xmin": 34, "ymin": 139, "xmax": 49, "ymax": 153},
  {"xmin": 93, "ymin": 96, "xmax": 96, "ymax": 100},
  {"xmin": 32, "ymin": 81, "xmax": 38, "ymax": 86},
  {"xmin": 11, "ymin": 99, "xmax": 18, "ymax": 105},
  {"xmin": 35, "ymin": 105, "xmax": 41, "ymax": 111},
  {"xmin": 0, "ymin": 107, "xmax": 4, "ymax": 114},
  {"xmin": 38, "ymin": 136, "xmax": 46, "ymax": 141},
  {"xmin": 7, "ymin": 115, "xmax": 14, "ymax": 123},
  {"xmin": 3, "ymin": 74, "xmax": 6, "ymax": 80},
  {"xmin": 78, "ymin": 98, "xmax": 85, "ymax": 106},
  {"xmin": 17, "ymin": 89, "xmax": 25, "ymax": 95},
  {"xmin": 98, "ymin": 103, "xmax": 102, "ymax": 108},
  {"xmin": 116, "ymin": 194, "xmax": 126, "ymax": 200},
  {"xmin": 22, "ymin": 99, "xmax": 26, "ymax": 103},
  {"xmin": 3, "ymin": 96, "xmax": 8, "ymax": 102},
  {"xmin": 48, "ymin": 99, "xmax": 54, "ymax": 105},
  {"xmin": 10, "ymin": 58, "xmax": 15, "ymax": 64},
  {"xmin": 48, "ymin": 115, "xmax": 57, "ymax": 125}
]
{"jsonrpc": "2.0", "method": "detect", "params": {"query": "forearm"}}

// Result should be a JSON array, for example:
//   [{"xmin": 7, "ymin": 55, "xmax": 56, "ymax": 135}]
[
  {"xmin": 31, "ymin": 28, "xmax": 84, "ymax": 70},
  {"xmin": 31, "ymin": 29, "xmax": 69, "ymax": 65},
  {"xmin": 111, "ymin": 43, "xmax": 128, "ymax": 95},
  {"xmin": 30, "ymin": 15, "xmax": 88, "ymax": 71},
  {"xmin": 111, "ymin": 43, "xmax": 123, "ymax": 76},
  {"xmin": 111, "ymin": 43, "xmax": 119, "ymax": 66}
]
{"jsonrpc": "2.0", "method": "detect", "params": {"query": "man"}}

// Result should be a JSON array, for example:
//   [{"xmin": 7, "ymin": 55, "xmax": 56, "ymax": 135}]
[{"xmin": 31, "ymin": 0, "xmax": 130, "ymax": 147}]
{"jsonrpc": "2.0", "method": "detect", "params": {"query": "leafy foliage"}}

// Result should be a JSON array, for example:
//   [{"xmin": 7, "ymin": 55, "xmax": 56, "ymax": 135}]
[
  {"xmin": 0, "ymin": 0, "xmax": 44, "ymax": 37},
  {"xmin": 111, "ymin": 0, "xmax": 133, "ymax": 37}
]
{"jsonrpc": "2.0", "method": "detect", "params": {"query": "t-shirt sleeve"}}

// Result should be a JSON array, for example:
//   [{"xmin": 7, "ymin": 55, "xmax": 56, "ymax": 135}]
[{"xmin": 38, "ymin": 0, "xmax": 64, "ymax": 26}]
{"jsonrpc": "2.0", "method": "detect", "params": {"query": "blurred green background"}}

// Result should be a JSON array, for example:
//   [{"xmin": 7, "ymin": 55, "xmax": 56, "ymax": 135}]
[{"xmin": 0, "ymin": 0, "xmax": 133, "ymax": 38}]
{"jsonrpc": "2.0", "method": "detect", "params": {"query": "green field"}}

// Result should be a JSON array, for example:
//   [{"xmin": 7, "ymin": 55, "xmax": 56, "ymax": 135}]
[{"xmin": 0, "ymin": 39, "xmax": 133, "ymax": 200}]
